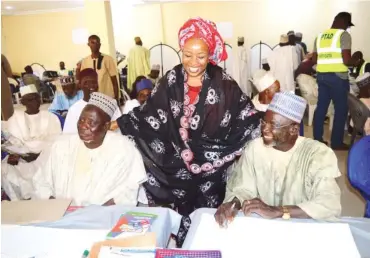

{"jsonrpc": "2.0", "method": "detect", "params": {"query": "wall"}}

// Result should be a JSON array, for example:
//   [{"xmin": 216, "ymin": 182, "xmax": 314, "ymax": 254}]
[
  {"xmin": 2, "ymin": 0, "xmax": 370, "ymax": 73},
  {"xmin": 2, "ymin": 9, "xmax": 88, "ymax": 73}
]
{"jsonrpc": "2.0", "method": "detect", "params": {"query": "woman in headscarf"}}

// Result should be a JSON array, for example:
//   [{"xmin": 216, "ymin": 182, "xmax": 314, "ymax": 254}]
[{"xmin": 115, "ymin": 17, "xmax": 261, "ymax": 245}]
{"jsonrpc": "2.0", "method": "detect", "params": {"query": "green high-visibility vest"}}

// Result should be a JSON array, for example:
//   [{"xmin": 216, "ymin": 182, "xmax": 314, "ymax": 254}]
[
  {"xmin": 360, "ymin": 61, "xmax": 369, "ymax": 75},
  {"xmin": 316, "ymin": 29, "xmax": 348, "ymax": 73}
]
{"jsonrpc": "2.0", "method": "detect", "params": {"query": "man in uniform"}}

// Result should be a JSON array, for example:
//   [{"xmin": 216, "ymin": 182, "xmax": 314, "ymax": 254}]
[{"xmin": 312, "ymin": 12, "xmax": 359, "ymax": 150}]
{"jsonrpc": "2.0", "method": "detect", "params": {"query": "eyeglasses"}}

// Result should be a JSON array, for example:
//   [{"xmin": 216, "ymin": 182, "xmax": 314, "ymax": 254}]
[{"xmin": 260, "ymin": 119, "xmax": 293, "ymax": 130}]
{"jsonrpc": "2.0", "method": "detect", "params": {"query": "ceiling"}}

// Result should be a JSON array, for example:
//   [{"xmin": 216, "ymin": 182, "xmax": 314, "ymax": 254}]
[{"xmin": 1, "ymin": 1, "xmax": 85, "ymax": 15}]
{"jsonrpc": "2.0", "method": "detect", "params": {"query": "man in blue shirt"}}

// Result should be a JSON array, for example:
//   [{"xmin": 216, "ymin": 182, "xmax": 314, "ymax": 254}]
[{"xmin": 48, "ymin": 76, "xmax": 83, "ymax": 117}]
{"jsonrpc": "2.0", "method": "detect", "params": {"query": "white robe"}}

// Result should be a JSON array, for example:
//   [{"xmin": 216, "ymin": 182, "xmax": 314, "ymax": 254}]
[
  {"xmin": 63, "ymin": 99, "xmax": 122, "ymax": 134},
  {"xmin": 268, "ymin": 46, "xmax": 299, "ymax": 93},
  {"xmin": 1, "ymin": 110, "xmax": 62, "ymax": 200},
  {"xmin": 32, "ymin": 132, "xmax": 147, "ymax": 206},
  {"xmin": 122, "ymin": 99, "xmax": 140, "ymax": 114},
  {"xmin": 233, "ymin": 46, "xmax": 251, "ymax": 95}
]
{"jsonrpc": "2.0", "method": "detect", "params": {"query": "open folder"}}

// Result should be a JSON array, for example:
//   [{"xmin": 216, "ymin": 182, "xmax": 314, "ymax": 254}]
[{"xmin": 1, "ymin": 199, "xmax": 72, "ymax": 224}]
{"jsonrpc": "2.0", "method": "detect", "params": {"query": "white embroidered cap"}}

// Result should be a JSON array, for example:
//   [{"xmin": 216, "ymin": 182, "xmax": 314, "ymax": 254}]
[
  {"xmin": 151, "ymin": 64, "xmax": 160, "ymax": 70},
  {"xmin": 20, "ymin": 84, "xmax": 38, "ymax": 97},
  {"xmin": 268, "ymin": 92, "xmax": 307, "ymax": 123},
  {"xmin": 256, "ymin": 73, "xmax": 277, "ymax": 93},
  {"xmin": 88, "ymin": 92, "xmax": 117, "ymax": 118},
  {"xmin": 237, "ymin": 36, "xmax": 245, "ymax": 42}
]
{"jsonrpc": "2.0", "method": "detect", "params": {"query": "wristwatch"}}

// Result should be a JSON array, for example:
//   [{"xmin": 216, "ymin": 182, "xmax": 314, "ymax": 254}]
[{"xmin": 282, "ymin": 206, "xmax": 291, "ymax": 220}]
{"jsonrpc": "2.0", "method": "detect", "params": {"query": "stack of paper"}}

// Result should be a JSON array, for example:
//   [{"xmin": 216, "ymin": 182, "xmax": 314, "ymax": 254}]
[{"xmin": 188, "ymin": 213, "xmax": 360, "ymax": 258}]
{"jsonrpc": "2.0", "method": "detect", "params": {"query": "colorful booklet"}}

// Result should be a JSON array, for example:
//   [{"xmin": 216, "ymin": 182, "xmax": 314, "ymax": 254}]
[
  {"xmin": 155, "ymin": 250, "xmax": 222, "ymax": 258},
  {"xmin": 107, "ymin": 211, "xmax": 158, "ymax": 239}
]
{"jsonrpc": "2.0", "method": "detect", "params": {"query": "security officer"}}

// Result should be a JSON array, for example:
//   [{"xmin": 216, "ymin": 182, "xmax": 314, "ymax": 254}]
[
  {"xmin": 351, "ymin": 51, "xmax": 370, "ymax": 77},
  {"xmin": 312, "ymin": 12, "xmax": 359, "ymax": 150}
]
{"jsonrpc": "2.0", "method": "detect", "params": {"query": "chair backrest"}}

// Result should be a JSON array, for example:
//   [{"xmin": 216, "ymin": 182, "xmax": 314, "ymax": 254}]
[
  {"xmin": 296, "ymin": 74, "xmax": 318, "ymax": 105},
  {"xmin": 347, "ymin": 136, "xmax": 370, "ymax": 202},
  {"xmin": 347, "ymin": 94, "xmax": 370, "ymax": 132}
]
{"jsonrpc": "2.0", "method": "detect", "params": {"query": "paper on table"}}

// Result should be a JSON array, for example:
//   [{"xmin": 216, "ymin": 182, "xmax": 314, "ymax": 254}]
[
  {"xmin": 1, "ymin": 225, "xmax": 108, "ymax": 258},
  {"xmin": 189, "ymin": 213, "xmax": 360, "ymax": 258},
  {"xmin": 1, "ymin": 199, "xmax": 72, "ymax": 224}
]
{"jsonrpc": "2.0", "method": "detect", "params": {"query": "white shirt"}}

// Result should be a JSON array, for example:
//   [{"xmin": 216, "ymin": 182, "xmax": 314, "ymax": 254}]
[
  {"xmin": 122, "ymin": 99, "xmax": 140, "ymax": 114},
  {"xmin": 63, "ymin": 99, "xmax": 122, "ymax": 134}
]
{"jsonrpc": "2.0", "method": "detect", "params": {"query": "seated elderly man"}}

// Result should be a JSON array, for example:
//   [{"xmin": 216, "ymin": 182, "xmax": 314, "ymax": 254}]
[
  {"xmin": 252, "ymin": 73, "xmax": 280, "ymax": 112},
  {"xmin": 63, "ymin": 68, "xmax": 121, "ymax": 134},
  {"xmin": 1, "ymin": 84, "xmax": 62, "ymax": 200},
  {"xmin": 33, "ymin": 93, "xmax": 147, "ymax": 206},
  {"xmin": 215, "ymin": 92, "xmax": 341, "ymax": 225},
  {"xmin": 48, "ymin": 76, "xmax": 83, "ymax": 117}
]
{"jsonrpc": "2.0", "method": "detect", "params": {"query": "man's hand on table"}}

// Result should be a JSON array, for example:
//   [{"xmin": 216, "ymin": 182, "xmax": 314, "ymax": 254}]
[
  {"xmin": 242, "ymin": 198, "xmax": 282, "ymax": 219},
  {"xmin": 7, "ymin": 154, "xmax": 20, "ymax": 165},
  {"xmin": 214, "ymin": 198, "xmax": 241, "ymax": 227}
]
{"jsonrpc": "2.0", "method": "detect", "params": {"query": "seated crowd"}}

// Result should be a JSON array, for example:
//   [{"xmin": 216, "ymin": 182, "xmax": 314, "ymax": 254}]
[{"xmin": 2, "ymin": 15, "xmax": 368, "ymax": 248}]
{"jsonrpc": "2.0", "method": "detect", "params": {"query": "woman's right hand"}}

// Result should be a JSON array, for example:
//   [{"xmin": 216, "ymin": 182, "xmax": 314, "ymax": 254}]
[
  {"xmin": 7, "ymin": 154, "xmax": 20, "ymax": 166},
  {"xmin": 214, "ymin": 199, "xmax": 240, "ymax": 227}
]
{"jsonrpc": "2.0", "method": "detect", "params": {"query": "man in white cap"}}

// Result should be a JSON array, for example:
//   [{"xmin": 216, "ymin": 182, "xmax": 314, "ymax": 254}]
[
  {"xmin": 33, "ymin": 92, "xmax": 147, "ymax": 206},
  {"xmin": 252, "ymin": 73, "xmax": 280, "ymax": 112},
  {"xmin": 127, "ymin": 36, "xmax": 151, "ymax": 91},
  {"xmin": 148, "ymin": 64, "xmax": 161, "ymax": 85},
  {"xmin": 233, "ymin": 36, "xmax": 251, "ymax": 95},
  {"xmin": 1, "ymin": 84, "xmax": 62, "ymax": 200},
  {"xmin": 215, "ymin": 92, "xmax": 341, "ymax": 225},
  {"xmin": 268, "ymin": 34, "xmax": 299, "ymax": 93}
]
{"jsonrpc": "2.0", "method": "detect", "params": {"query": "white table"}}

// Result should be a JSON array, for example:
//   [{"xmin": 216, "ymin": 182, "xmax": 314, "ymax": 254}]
[{"xmin": 183, "ymin": 208, "xmax": 370, "ymax": 257}]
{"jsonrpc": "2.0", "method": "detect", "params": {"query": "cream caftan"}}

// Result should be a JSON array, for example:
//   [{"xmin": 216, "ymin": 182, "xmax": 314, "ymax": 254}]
[
  {"xmin": 32, "ymin": 131, "xmax": 147, "ymax": 206},
  {"xmin": 1, "ymin": 110, "xmax": 62, "ymax": 200},
  {"xmin": 225, "ymin": 137, "xmax": 341, "ymax": 220}
]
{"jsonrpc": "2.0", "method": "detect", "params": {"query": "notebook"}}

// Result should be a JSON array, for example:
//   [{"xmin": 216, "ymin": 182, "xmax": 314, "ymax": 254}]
[{"xmin": 156, "ymin": 249, "xmax": 222, "ymax": 258}]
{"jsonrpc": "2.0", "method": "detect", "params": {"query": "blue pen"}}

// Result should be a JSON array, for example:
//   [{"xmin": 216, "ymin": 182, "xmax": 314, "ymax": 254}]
[{"xmin": 82, "ymin": 250, "xmax": 89, "ymax": 258}]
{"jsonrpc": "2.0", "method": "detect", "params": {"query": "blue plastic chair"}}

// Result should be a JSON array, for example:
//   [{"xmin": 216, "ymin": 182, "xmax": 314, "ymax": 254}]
[
  {"xmin": 347, "ymin": 135, "xmax": 370, "ymax": 217},
  {"xmin": 52, "ymin": 112, "xmax": 65, "ymax": 129}
]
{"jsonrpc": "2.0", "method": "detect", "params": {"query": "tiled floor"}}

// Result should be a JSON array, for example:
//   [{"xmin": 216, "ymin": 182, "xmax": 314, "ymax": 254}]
[{"xmin": 303, "ymin": 124, "xmax": 366, "ymax": 217}]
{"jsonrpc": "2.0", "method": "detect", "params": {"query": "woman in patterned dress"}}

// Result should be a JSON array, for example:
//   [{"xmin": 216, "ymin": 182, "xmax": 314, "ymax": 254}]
[{"xmin": 116, "ymin": 17, "xmax": 261, "ymax": 246}]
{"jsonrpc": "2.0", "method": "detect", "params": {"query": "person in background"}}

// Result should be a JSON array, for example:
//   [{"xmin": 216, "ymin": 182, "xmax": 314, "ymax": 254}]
[
  {"xmin": 1, "ymin": 54, "xmax": 15, "ymax": 120},
  {"xmin": 215, "ymin": 92, "xmax": 341, "ymax": 225},
  {"xmin": 294, "ymin": 52, "xmax": 316, "ymax": 79},
  {"xmin": 288, "ymin": 30, "xmax": 304, "ymax": 63},
  {"xmin": 295, "ymin": 32, "xmax": 308, "ymax": 55},
  {"xmin": 80, "ymin": 35, "xmax": 119, "ymax": 102},
  {"xmin": 355, "ymin": 72, "xmax": 370, "ymax": 135},
  {"xmin": 1, "ymin": 84, "xmax": 62, "ymax": 201},
  {"xmin": 123, "ymin": 78, "xmax": 153, "ymax": 114},
  {"xmin": 252, "ymin": 73, "xmax": 280, "ymax": 112},
  {"xmin": 268, "ymin": 34, "xmax": 299, "ymax": 93},
  {"xmin": 148, "ymin": 64, "xmax": 161, "ymax": 85},
  {"xmin": 63, "ymin": 69, "xmax": 122, "ymax": 134},
  {"xmin": 115, "ymin": 17, "xmax": 261, "ymax": 246},
  {"xmin": 127, "ymin": 37, "xmax": 151, "ymax": 91},
  {"xmin": 351, "ymin": 51, "xmax": 370, "ymax": 78},
  {"xmin": 33, "ymin": 93, "xmax": 147, "ymax": 206},
  {"xmin": 48, "ymin": 76, "xmax": 83, "ymax": 117},
  {"xmin": 233, "ymin": 36, "xmax": 251, "ymax": 96},
  {"xmin": 312, "ymin": 12, "xmax": 359, "ymax": 150},
  {"xmin": 58, "ymin": 61, "xmax": 69, "ymax": 77},
  {"xmin": 23, "ymin": 65, "xmax": 41, "ymax": 92}
]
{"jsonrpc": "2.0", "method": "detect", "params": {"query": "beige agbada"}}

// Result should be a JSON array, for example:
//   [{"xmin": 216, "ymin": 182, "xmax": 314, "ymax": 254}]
[{"xmin": 225, "ymin": 137, "xmax": 341, "ymax": 220}]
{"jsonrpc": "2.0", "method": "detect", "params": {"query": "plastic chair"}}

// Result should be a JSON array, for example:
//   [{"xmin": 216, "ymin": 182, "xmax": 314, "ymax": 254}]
[
  {"xmin": 296, "ymin": 74, "xmax": 334, "ymax": 128},
  {"xmin": 347, "ymin": 94, "xmax": 370, "ymax": 147},
  {"xmin": 347, "ymin": 135, "xmax": 370, "ymax": 218}
]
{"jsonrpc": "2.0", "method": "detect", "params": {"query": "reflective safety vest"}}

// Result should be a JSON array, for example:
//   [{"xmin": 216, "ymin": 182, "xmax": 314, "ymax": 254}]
[
  {"xmin": 316, "ymin": 29, "xmax": 348, "ymax": 73},
  {"xmin": 360, "ymin": 61, "xmax": 369, "ymax": 75}
]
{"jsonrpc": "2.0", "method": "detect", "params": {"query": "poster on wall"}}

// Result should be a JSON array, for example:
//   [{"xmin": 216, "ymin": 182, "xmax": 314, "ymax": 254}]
[{"xmin": 72, "ymin": 28, "xmax": 89, "ymax": 45}]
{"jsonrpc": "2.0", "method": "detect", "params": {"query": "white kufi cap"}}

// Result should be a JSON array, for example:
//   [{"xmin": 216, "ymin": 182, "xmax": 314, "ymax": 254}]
[
  {"xmin": 88, "ymin": 92, "xmax": 117, "ymax": 118},
  {"xmin": 256, "ymin": 73, "xmax": 277, "ymax": 92},
  {"xmin": 20, "ymin": 84, "xmax": 38, "ymax": 97}
]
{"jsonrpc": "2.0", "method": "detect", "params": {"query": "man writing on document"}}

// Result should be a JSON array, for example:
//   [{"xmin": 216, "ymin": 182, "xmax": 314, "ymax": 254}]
[{"xmin": 215, "ymin": 92, "xmax": 341, "ymax": 225}]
